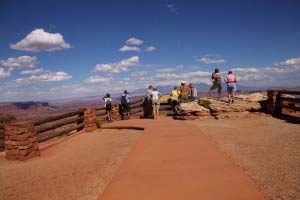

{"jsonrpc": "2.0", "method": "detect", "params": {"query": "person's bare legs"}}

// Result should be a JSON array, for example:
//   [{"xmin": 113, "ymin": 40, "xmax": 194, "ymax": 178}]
[
  {"xmin": 227, "ymin": 91, "xmax": 231, "ymax": 103},
  {"xmin": 109, "ymin": 111, "xmax": 114, "ymax": 121},
  {"xmin": 152, "ymin": 109, "xmax": 156, "ymax": 120},
  {"xmin": 218, "ymin": 92, "xmax": 221, "ymax": 100},
  {"xmin": 209, "ymin": 89, "xmax": 213, "ymax": 98}
]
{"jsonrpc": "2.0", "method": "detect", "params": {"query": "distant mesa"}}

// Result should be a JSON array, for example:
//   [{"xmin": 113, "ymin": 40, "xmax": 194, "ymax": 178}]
[{"xmin": 13, "ymin": 101, "xmax": 50, "ymax": 110}]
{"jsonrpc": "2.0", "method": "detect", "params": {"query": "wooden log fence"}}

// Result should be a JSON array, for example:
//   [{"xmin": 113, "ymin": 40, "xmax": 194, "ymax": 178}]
[
  {"xmin": 267, "ymin": 90, "xmax": 300, "ymax": 116},
  {"xmin": 0, "ymin": 128, "xmax": 4, "ymax": 152},
  {"xmin": 1, "ymin": 96, "xmax": 170, "ymax": 155}
]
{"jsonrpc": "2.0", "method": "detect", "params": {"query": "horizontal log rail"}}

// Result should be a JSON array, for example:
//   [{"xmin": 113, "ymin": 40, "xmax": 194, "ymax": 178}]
[
  {"xmin": 38, "ymin": 123, "xmax": 84, "ymax": 142},
  {"xmin": 279, "ymin": 90, "xmax": 300, "ymax": 95},
  {"xmin": 96, "ymin": 110, "xmax": 107, "ymax": 117},
  {"xmin": 36, "ymin": 116, "xmax": 84, "ymax": 134},
  {"xmin": 130, "ymin": 103, "xmax": 143, "ymax": 110},
  {"xmin": 33, "ymin": 109, "xmax": 84, "ymax": 126},
  {"xmin": 282, "ymin": 104, "xmax": 300, "ymax": 111},
  {"xmin": 130, "ymin": 98, "xmax": 143, "ymax": 105},
  {"xmin": 95, "ymin": 106, "xmax": 106, "ymax": 111},
  {"xmin": 280, "ymin": 97, "xmax": 300, "ymax": 104},
  {"xmin": 2, "ymin": 97, "xmax": 155, "ymax": 145}
]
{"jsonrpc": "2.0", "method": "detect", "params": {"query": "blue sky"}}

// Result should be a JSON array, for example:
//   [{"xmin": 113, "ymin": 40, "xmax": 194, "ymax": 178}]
[{"xmin": 0, "ymin": 0, "xmax": 300, "ymax": 102}]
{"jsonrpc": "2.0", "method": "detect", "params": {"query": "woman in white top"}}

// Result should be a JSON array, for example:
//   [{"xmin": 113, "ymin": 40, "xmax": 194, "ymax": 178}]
[
  {"xmin": 151, "ymin": 87, "xmax": 161, "ymax": 120},
  {"xmin": 103, "ymin": 93, "xmax": 113, "ymax": 122}
]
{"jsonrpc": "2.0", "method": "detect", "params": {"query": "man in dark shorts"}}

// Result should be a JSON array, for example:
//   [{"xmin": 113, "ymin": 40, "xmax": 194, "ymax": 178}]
[
  {"xmin": 121, "ymin": 90, "xmax": 131, "ymax": 119},
  {"xmin": 209, "ymin": 68, "xmax": 222, "ymax": 99}
]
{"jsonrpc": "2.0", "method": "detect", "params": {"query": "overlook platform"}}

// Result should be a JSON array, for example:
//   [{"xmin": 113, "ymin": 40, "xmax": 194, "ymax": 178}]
[
  {"xmin": 100, "ymin": 117, "xmax": 264, "ymax": 200},
  {"xmin": 0, "ymin": 117, "xmax": 267, "ymax": 200}
]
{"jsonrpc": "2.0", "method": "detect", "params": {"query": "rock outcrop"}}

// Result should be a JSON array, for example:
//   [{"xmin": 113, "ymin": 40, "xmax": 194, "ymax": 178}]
[{"xmin": 173, "ymin": 93, "xmax": 267, "ymax": 120}]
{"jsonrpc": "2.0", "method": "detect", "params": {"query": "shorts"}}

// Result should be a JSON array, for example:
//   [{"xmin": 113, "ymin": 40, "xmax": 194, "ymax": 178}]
[
  {"xmin": 122, "ymin": 103, "xmax": 130, "ymax": 113},
  {"xmin": 210, "ymin": 83, "xmax": 222, "ymax": 92},
  {"xmin": 227, "ymin": 83, "xmax": 237, "ymax": 92},
  {"xmin": 105, "ymin": 106, "xmax": 112, "ymax": 113},
  {"xmin": 152, "ymin": 99, "xmax": 160, "ymax": 111}
]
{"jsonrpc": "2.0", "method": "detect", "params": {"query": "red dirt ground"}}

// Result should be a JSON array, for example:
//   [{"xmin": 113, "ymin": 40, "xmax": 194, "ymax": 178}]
[
  {"xmin": 2, "ymin": 114, "xmax": 297, "ymax": 200},
  {"xmin": 0, "ymin": 129, "xmax": 140, "ymax": 200},
  {"xmin": 99, "ymin": 118, "xmax": 264, "ymax": 200}
]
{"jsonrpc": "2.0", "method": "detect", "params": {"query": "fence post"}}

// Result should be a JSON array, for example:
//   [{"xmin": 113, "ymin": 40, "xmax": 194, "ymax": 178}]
[
  {"xmin": 4, "ymin": 123, "xmax": 40, "ymax": 161},
  {"xmin": 266, "ymin": 90, "xmax": 282, "ymax": 116},
  {"xmin": 83, "ymin": 108, "xmax": 97, "ymax": 132}
]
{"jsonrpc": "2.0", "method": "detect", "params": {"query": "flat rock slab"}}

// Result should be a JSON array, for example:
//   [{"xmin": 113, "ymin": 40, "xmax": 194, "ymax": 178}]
[{"xmin": 100, "ymin": 118, "xmax": 265, "ymax": 200}]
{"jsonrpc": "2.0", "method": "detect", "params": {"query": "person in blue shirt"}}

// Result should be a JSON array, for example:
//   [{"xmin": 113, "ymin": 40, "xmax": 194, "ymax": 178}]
[{"xmin": 121, "ymin": 90, "xmax": 131, "ymax": 119}]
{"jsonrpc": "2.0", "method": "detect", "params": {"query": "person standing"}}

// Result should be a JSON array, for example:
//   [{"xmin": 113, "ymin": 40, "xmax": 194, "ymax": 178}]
[
  {"xmin": 224, "ymin": 71, "xmax": 237, "ymax": 103},
  {"xmin": 103, "ymin": 93, "xmax": 113, "ymax": 122},
  {"xmin": 151, "ymin": 87, "xmax": 161, "ymax": 120},
  {"xmin": 209, "ymin": 68, "xmax": 222, "ymax": 99},
  {"xmin": 121, "ymin": 90, "xmax": 131, "ymax": 119},
  {"xmin": 147, "ymin": 85, "xmax": 153, "ymax": 98},
  {"xmin": 143, "ymin": 85, "xmax": 153, "ymax": 118},
  {"xmin": 188, "ymin": 83, "xmax": 198, "ymax": 101},
  {"xmin": 178, "ymin": 81, "xmax": 189, "ymax": 103},
  {"xmin": 170, "ymin": 86, "xmax": 179, "ymax": 115}
]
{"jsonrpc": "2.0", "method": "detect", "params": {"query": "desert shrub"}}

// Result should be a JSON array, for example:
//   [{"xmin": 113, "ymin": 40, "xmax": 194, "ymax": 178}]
[
  {"xmin": 199, "ymin": 99, "xmax": 211, "ymax": 109},
  {"xmin": 159, "ymin": 111, "xmax": 166, "ymax": 115},
  {"xmin": 96, "ymin": 119, "xmax": 102, "ymax": 128}
]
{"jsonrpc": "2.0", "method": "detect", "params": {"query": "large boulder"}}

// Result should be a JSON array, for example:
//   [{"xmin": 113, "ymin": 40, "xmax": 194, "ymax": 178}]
[
  {"xmin": 173, "ymin": 100, "xmax": 210, "ymax": 120},
  {"xmin": 204, "ymin": 93, "xmax": 267, "ymax": 119},
  {"xmin": 173, "ymin": 93, "xmax": 268, "ymax": 120}
]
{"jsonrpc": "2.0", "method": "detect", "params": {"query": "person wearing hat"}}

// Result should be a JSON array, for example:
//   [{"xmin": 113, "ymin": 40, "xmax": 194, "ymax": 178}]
[
  {"xmin": 178, "ymin": 81, "xmax": 189, "ymax": 103},
  {"xmin": 120, "ymin": 90, "xmax": 131, "ymax": 119},
  {"xmin": 209, "ymin": 68, "xmax": 222, "ymax": 99},
  {"xmin": 169, "ymin": 86, "xmax": 179, "ymax": 115},
  {"xmin": 188, "ymin": 83, "xmax": 198, "ymax": 101}
]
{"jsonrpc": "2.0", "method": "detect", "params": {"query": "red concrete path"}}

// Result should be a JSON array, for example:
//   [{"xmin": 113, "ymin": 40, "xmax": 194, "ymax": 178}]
[{"xmin": 100, "ymin": 117, "xmax": 265, "ymax": 200}]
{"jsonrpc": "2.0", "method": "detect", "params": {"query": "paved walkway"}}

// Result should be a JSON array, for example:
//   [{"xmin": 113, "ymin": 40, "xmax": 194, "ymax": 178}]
[{"xmin": 100, "ymin": 117, "xmax": 265, "ymax": 200}]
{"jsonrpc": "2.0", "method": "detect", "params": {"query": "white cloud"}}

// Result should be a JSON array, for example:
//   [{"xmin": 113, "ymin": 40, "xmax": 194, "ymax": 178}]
[
  {"xmin": 145, "ymin": 46, "xmax": 156, "ymax": 52},
  {"xmin": 230, "ymin": 63, "xmax": 300, "ymax": 86},
  {"xmin": 119, "ymin": 45, "xmax": 141, "ymax": 52},
  {"xmin": 94, "ymin": 56, "xmax": 140, "ymax": 73},
  {"xmin": 72, "ymin": 86, "xmax": 99, "ymax": 94},
  {"xmin": 130, "ymin": 71, "xmax": 147, "ymax": 77},
  {"xmin": 230, "ymin": 67, "xmax": 259, "ymax": 73},
  {"xmin": 85, "ymin": 76, "xmax": 112, "ymax": 84},
  {"xmin": 155, "ymin": 73, "xmax": 180, "ymax": 79},
  {"xmin": 166, "ymin": 4, "xmax": 179, "ymax": 14},
  {"xmin": 197, "ymin": 57, "xmax": 226, "ymax": 64},
  {"xmin": 1, "ymin": 56, "xmax": 38, "ymax": 69},
  {"xmin": 10, "ymin": 29, "xmax": 71, "ymax": 52},
  {"xmin": 126, "ymin": 38, "xmax": 143, "ymax": 46},
  {"xmin": 20, "ymin": 68, "xmax": 46, "ymax": 75},
  {"xmin": 276, "ymin": 57, "xmax": 300, "ymax": 66},
  {"xmin": 156, "ymin": 65, "xmax": 184, "ymax": 73},
  {"xmin": 0, "ymin": 68, "xmax": 11, "ymax": 78},
  {"xmin": 6, "ymin": 71, "xmax": 72, "ymax": 86}
]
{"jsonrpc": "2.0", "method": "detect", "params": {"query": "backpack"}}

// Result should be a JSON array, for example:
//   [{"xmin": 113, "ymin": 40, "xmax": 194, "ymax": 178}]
[
  {"xmin": 106, "ymin": 99, "xmax": 112, "ymax": 109},
  {"xmin": 121, "ymin": 95, "xmax": 127, "ymax": 105},
  {"xmin": 213, "ymin": 73, "xmax": 222, "ymax": 84}
]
